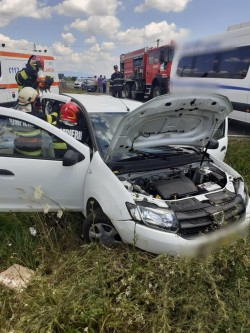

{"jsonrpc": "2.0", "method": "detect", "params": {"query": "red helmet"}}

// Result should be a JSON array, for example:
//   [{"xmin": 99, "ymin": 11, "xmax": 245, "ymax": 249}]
[
  {"xmin": 28, "ymin": 55, "xmax": 44, "ymax": 70},
  {"xmin": 60, "ymin": 102, "xmax": 79, "ymax": 124}
]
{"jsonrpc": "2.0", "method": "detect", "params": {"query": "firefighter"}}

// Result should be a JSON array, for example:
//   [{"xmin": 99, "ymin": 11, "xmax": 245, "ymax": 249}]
[
  {"xmin": 13, "ymin": 87, "xmax": 61, "ymax": 157},
  {"xmin": 15, "ymin": 55, "xmax": 43, "ymax": 91},
  {"xmin": 15, "ymin": 55, "xmax": 54, "ymax": 92},
  {"xmin": 40, "ymin": 101, "xmax": 90, "ymax": 158},
  {"xmin": 14, "ymin": 87, "xmax": 58, "ymax": 124},
  {"xmin": 110, "ymin": 65, "xmax": 125, "ymax": 98},
  {"xmin": 57, "ymin": 102, "xmax": 89, "ymax": 144},
  {"xmin": 14, "ymin": 86, "xmax": 38, "ymax": 113}
]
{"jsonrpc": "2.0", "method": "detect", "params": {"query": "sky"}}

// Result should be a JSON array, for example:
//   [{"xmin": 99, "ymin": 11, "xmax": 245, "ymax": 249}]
[{"xmin": 0, "ymin": 0, "xmax": 250, "ymax": 78}]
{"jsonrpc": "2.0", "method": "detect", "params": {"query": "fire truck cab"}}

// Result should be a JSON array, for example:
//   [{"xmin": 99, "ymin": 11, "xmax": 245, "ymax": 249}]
[
  {"xmin": 120, "ymin": 42, "xmax": 174, "ymax": 100},
  {"xmin": 0, "ymin": 45, "xmax": 59, "ymax": 107}
]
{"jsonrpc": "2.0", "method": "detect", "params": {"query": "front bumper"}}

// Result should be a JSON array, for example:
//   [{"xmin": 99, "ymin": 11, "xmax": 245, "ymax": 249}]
[{"xmin": 116, "ymin": 200, "xmax": 250, "ymax": 256}]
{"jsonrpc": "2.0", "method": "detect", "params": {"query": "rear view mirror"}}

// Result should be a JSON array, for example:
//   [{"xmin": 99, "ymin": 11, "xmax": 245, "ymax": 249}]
[
  {"xmin": 207, "ymin": 139, "xmax": 219, "ymax": 150},
  {"xmin": 63, "ymin": 149, "xmax": 85, "ymax": 166}
]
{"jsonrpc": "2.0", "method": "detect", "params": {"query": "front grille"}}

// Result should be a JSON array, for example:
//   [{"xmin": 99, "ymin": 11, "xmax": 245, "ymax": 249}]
[{"xmin": 168, "ymin": 192, "xmax": 246, "ymax": 237}]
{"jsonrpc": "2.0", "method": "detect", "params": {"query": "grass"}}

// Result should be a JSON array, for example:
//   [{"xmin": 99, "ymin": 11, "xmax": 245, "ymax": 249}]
[
  {"xmin": 225, "ymin": 137, "xmax": 250, "ymax": 187},
  {"xmin": 0, "ymin": 127, "xmax": 250, "ymax": 331}
]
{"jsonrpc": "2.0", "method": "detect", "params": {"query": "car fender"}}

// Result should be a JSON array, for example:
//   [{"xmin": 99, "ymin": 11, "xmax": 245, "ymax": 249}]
[{"xmin": 83, "ymin": 151, "xmax": 134, "ymax": 221}]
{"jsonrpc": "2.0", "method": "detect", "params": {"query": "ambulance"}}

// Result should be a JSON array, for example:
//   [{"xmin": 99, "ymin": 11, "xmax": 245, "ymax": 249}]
[{"xmin": 0, "ymin": 45, "xmax": 60, "ymax": 107}]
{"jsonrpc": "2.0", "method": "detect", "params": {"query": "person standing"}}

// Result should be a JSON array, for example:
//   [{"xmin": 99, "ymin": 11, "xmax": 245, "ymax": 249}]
[
  {"xmin": 110, "ymin": 65, "xmax": 124, "ymax": 98},
  {"xmin": 15, "ymin": 55, "xmax": 43, "ymax": 91},
  {"xmin": 102, "ymin": 76, "xmax": 107, "ymax": 93},
  {"xmin": 93, "ymin": 75, "xmax": 98, "ymax": 92},
  {"xmin": 15, "ymin": 55, "xmax": 54, "ymax": 92},
  {"xmin": 97, "ymin": 75, "xmax": 103, "ymax": 93}
]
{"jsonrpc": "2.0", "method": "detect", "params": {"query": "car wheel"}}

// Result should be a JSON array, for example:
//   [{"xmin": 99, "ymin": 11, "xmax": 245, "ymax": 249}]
[
  {"xmin": 152, "ymin": 86, "xmax": 160, "ymax": 98},
  {"xmin": 82, "ymin": 209, "xmax": 122, "ymax": 247},
  {"xmin": 131, "ymin": 83, "xmax": 138, "ymax": 100}
]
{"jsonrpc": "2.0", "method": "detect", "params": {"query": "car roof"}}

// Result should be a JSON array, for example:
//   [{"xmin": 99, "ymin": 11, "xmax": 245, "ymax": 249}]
[{"xmin": 67, "ymin": 94, "xmax": 143, "ymax": 114}]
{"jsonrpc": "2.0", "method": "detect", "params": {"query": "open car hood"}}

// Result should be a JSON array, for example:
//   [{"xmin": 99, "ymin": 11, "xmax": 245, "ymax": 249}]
[{"xmin": 104, "ymin": 94, "xmax": 232, "ymax": 160}]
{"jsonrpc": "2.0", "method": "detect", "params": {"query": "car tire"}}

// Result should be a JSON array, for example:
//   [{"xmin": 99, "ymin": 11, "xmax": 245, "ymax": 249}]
[
  {"xmin": 82, "ymin": 209, "xmax": 122, "ymax": 247},
  {"xmin": 131, "ymin": 83, "xmax": 138, "ymax": 100},
  {"xmin": 152, "ymin": 86, "xmax": 160, "ymax": 98}
]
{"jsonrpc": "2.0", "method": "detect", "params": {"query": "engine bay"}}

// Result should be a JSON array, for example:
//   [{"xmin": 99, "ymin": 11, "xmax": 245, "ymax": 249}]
[{"xmin": 119, "ymin": 161, "xmax": 227, "ymax": 200}]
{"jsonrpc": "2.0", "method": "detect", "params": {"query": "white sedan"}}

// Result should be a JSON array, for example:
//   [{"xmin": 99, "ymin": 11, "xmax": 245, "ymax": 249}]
[{"xmin": 0, "ymin": 93, "xmax": 249, "ymax": 255}]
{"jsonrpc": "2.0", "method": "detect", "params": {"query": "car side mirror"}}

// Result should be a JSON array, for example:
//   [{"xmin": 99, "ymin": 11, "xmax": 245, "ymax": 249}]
[
  {"xmin": 207, "ymin": 139, "xmax": 219, "ymax": 150},
  {"xmin": 62, "ymin": 150, "xmax": 85, "ymax": 166}
]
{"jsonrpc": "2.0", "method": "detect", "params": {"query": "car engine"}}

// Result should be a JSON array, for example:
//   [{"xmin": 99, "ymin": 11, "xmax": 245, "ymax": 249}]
[
  {"xmin": 119, "ymin": 161, "xmax": 246, "ymax": 237},
  {"xmin": 120, "ymin": 161, "xmax": 226, "ymax": 200}
]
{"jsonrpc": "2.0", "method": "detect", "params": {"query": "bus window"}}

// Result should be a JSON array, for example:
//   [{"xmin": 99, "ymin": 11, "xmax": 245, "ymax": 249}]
[
  {"xmin": 177, "ymin": 46, "xmax": 250, "ymax": 79},
  {"xmin": 216, "ymin": 46, "xmax": 250, "ymax": 79},
  {"xmin": 177, "ymin": 56, "xmax": 194, "ymax": 77}
]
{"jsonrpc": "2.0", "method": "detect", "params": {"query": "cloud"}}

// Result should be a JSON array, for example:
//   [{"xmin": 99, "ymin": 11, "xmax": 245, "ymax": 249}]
[
  {"xmin": 0, "ymin": 1, "xmax": 191, "ymax": 77},
  {"xmin": 0, "ymin": 33, "xmax": 50, "ymax": 53},
  {"xmin": 0, "ymin": 0, "xmax": 122, "ymax": 27},
  {"xmin": 51, "ymin": 41, "xmax": 116, "ymax": 76},
  {"xmin": 54, "ymin": 0, "xmax": 121, "ymax": 16},
  {"xmin": 116, "ymin": 21, "xmax": 189, "ymax": 46},
  {"xmin": 51, "ymin": 42, "xmax": 74, "ymax": 57},
  {"xmin": 69, "ymin": 16, "xmax": 121, "ymax": 37},
  {"xmin": 135, "ymin": 0, "xmax": 191, "ymax": 13},
  {"xmin": 0, "ymin": 0, "xmax": 52, "ymax": 27},
  {"xmin": 0, "ymin": 34, "xmax": 32, "ymax": 49},
  {"xmin": 61, "ymin": 32, "xmax": 76, "ymax": 45},
  {"xmin": 85, "ymin": 36, "xmax": 97, "ymax": 44},
  {"xmin": 101, "ymin": 42, "xmax": 115, "ymax": 50}
]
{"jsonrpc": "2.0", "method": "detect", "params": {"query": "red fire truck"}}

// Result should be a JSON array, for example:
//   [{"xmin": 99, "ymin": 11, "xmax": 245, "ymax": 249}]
[{"xmin": 120, "ymin": 41, "xmax": 175, "ymax": 99}]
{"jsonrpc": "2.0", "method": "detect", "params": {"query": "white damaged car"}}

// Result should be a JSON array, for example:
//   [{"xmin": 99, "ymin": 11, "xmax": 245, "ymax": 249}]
[{"xmin": 0, "ymin": 93, "xmax": 249, "ymax": 255}]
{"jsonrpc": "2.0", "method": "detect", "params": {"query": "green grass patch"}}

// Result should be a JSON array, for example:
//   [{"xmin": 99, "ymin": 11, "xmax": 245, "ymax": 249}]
[{"xmin": 225, "ymin": 137, "xmax": 250, "ymax": 188}]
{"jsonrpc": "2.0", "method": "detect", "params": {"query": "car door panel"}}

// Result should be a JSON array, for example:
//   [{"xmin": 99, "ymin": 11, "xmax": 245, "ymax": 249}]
[
  {"xmin": 0, "ymin": 108, "xmax": 90, "ymax": 212},
  {"xmin": 0, "ymin": 156, "xmax": 88, "ymax": 212}
]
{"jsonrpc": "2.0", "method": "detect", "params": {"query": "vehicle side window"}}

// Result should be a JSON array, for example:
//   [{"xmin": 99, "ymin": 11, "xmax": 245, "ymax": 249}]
[
  {"xmin": 177, "ymin": 46, "xmax": 250, "ymax": 79},
  {"xmin": 42, "ymin": 99, "xmax": 92, "ymax": 148},
  {"xmin": 0, "ymin": 115, "xmax": 74, "ymax": 160},
  {"xmin": 160, "ymin": 48, "xmax": 167, "ymax": 64},
  {"xmin": 169, "ymin": 48, "xmax": 175, "ymax": 62},
  {"xmin": 154, "ymin": 50, "xmax": 159, "ymax": 64},
  {"xmin": 212, "ymin": 120, "xmax": 225, "ymax": 140},
  {"xmin": 148, "ymin": 52, "xmax": 153, "ymax": 65}
]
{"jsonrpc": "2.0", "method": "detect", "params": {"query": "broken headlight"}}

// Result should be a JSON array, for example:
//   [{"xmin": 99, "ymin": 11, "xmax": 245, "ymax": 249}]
[{"xmin": 126, "ymin": 202, "xmax": 179, "ymax": 233}]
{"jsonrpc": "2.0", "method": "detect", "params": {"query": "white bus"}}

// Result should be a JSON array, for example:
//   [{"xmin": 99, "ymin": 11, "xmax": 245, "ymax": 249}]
[{"xmin": 170, "ymin": 21, "xmax": 250, "ymax": 123}]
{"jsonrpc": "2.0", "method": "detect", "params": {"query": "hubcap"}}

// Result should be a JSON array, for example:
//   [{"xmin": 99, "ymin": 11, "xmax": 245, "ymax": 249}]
[{"xmin": 89, "ymin": 223, "xmax": 121, "ymax": 246}]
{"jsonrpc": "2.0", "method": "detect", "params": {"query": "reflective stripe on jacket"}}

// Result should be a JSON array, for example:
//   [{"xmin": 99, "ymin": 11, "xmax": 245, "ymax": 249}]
[
  {"xmin": 13, "ymin": 111, "xmax": 59, "ymax": 157},
  {"xmin": 15, "ymin": 64, "xmax": 39, "ymax": 90},
  {"xmin": 110, "ymin": 71, "xmax": 125, "ymax": 92}
]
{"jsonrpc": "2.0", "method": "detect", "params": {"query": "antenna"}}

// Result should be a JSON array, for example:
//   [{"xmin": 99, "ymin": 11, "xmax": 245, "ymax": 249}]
[{"xmin": 156, "ymin": 39, "xmax": 160, "ymax": 47}]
